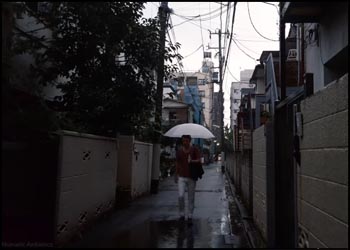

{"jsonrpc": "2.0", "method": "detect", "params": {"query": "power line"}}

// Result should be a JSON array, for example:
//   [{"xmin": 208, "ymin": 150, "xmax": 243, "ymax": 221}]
[
  {"xmin": 247, "ymin": 2, "xmax": 279, "ymax": 42},
  {"xmin": 182, "ymin": 45, "xmax": 203, "ymax": 58},
  {"xmin": 198, "ymin": 4, "xmax": 205, "ymax": 56},
  {"xmin": 166, "ymin": 27, "xmax": 185, "ymax": 80},
  {"xmin": 173, "ymin": 2, "xmax": 233, "ymax": 22},
  {"xmin": 227, "ymin": 66, "xmax": 240, "ymax": 82},
  {"xmin": 232, "ymin": 37, "xmax": 257, "ymax": 61},
  {"xmin": 222, "ymin": 2, "xmax": 237, "ymax": 83},
  {"xmin": 232, "ymin": 37, "xmax": 276, "ymax": 42},
  {"xmin": 223, "ymin": 1, "xmax": 231, "ymax": 61},
  {"xmin": 220, "ymin": 1, "xmax": 223, "ymax": 33},
  {"xmin": 174, "ymin": 10, "xmax": 222, "ymax": 22},
  {"xmin": 261, "ymin": 2, "xmax": 279, "ymax": 15},
  {"xmin": 169, "ymin": 15, "xmax": 177, "ymax": 45},
  {"xmin": 209, "ymin": 2, "xmax": 211, "ymax": 30},
  {"xmin": 173, "ymin": 3, "xmax": 224, "ymax": 19},
  {"xmin": 233, "ymin": 37, "xmax": 260, "ymax": 55},
  {"xmin": 170, "ymin": 13, "xmax": 211, "ymax": 31}
]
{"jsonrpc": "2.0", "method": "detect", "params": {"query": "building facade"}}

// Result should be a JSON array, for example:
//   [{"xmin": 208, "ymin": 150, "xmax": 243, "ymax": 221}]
[
  {"xmin": 169, "ymin": 60, "xmax": 214, "ymax": 130},
  {"xmin": 230, "ymin": 69, "xmax": 254, "ymax": 128}
]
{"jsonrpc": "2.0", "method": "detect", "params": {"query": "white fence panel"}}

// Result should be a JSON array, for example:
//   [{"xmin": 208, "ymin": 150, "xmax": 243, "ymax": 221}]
[
  {"xmin": 132, "ymin": 141, "xmax": 153, "ymax": 198},
  {"xmin": 55, "ymin": 130, "xmax": 117, "ymax": 245}
]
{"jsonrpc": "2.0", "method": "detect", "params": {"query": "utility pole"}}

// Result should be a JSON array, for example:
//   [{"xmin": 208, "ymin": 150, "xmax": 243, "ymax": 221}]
[
  {"xmin": 151, "ymin": 2, "xmax": 169, "ymax": 194},
  {"xmin": 208, "ymin": 29, "xmax": 228, "ymax": 173}
]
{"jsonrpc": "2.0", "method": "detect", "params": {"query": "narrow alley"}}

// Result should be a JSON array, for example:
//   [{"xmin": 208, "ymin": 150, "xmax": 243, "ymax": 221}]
[
  {"xmin": 65, "ymin": 162, "xmax": 251, "ymax": 248},
  {"xmin": 2, "ymin": 2, "xmax": 348, "ymax": 249}
]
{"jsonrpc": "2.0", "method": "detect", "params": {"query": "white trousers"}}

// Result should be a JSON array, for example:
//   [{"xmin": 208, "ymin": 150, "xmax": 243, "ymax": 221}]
[{"xmin": 178, "ymin": 177, "xmax": 196, "ymax": 218}]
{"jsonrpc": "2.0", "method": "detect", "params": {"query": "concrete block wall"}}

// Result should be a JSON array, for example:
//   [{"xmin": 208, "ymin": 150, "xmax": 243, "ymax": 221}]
[
  {"xmin": 252, "ymin": 125, "xmax": 267, "ymax": 241},
  {"xmin": 298, "ymin": 73, "xmax": 348, "ymax": 248},
  {"xmin": 117, "ymin": 135, "xmax": 153, "ymax": 200},
  {"xmin": 229, "ymin": 151, "xmax": 242, "ymax": 192},
  {"xmin": 131, "ymin": 141, "xmax": 153, "ymax": 198},
  {"xmin": 240, "ymin": 151, "xmax": 250, "ymax": 209},
  {"xmin": 117, "ymin": 135, "xmax": 133, "ymax": 192},
  {"xmin": 55, "ymin": 131, "xmax": 118, "ymax": 245},
  {"xmin": 225, "ymin": 152, "xmax": 235, "ymax": 183}
]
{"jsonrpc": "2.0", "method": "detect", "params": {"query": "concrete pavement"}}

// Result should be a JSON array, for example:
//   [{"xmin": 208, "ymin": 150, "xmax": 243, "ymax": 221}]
[{"xmin": 65, "ymin": 162, "xmax": 249, "ymax": 248}]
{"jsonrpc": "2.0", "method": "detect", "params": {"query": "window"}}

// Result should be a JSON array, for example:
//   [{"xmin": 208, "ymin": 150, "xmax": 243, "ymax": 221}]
[
  {"xmin": 198, "ymin": 79, "xmax": 207, "ymax": 85},
  {"xmin": 177, "ymin": 77, "xmax": 185, "ymax": 86},
  {"xmin": 187, "ymin": 77, "xmax": 197, "ymax": 85},
  {"xmin": 199, "ymin": 90, "xmax": 205, "ymax": 97}
]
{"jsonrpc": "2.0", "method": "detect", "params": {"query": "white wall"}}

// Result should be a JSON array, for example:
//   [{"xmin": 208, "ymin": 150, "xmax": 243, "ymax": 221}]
[
  {"xmin": 132, "ymin": 141, "xmax": 153, "ymax": 198},
  {"xmin": 117, "ymin": 135, "xmax": 153, "ymax": 200},
  {"xmin": 55, "ymin": 131, "xmax": 117, "ymax": 245}
]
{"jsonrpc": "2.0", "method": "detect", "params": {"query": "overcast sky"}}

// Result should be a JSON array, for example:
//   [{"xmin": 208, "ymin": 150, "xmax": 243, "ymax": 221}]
[{"xmin": 142, "ymin": 2, "xmax": 287, "ymax": 126}]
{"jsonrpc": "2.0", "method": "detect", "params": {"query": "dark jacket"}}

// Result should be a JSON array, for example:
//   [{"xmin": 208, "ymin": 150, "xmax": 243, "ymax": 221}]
[{"xmin": 189, "ymin": 149, "xmax": 204, "ymax": 181}]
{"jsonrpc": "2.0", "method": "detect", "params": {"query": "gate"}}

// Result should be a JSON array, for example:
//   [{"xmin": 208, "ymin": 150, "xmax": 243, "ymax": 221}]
[{"xmin": 267, "ymin": 89, "xmax": 304, "ymax": 248}]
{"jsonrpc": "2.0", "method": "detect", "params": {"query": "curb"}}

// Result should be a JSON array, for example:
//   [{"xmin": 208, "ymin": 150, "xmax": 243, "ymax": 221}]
[{"xmin": 225, "ymin": 171, "xmax": 266, "ymax": 248}]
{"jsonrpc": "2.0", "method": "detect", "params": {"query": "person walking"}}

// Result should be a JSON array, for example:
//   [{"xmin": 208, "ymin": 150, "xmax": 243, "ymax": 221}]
[{"xmin": 174, "ymin": 135, "xmax": 201, "ymax": 224}]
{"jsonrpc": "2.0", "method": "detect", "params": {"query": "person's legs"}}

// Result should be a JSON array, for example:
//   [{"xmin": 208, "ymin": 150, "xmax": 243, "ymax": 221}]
[
  {"xmin": 187, "ymin": 178, "xmax": 196, "ymax": 219},
  {"xmin": 178, "ymin": 177, "xmax": 186, "ymax": 218}
]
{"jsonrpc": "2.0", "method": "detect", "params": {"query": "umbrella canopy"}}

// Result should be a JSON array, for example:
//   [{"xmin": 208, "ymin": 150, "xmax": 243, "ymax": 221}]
[{"xmin": 164, "ymin": 123, "xmax": 215, "ymax": 139}]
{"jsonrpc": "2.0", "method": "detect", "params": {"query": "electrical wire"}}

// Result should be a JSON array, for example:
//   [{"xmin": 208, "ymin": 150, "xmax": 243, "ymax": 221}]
[
  {"xmin": 170, "ymin": 13, "xmax": 211, "ymax": 31},
  {"xmin": 261, "ymin": 2, "xmax": 279, "ymax": 15},
  {"xmin": 247, "ymin": 2, "xmax": 279, "ymax": 42},
  {"xmin": 173, "ymin": 3, "xmax": 233, "ymax": 22},
  {"xmin": 173, "ymin": 3, "xmax": 224, "ymax": 19},
  {"xmin": 166, "ymin": 27, "xmax": 186, "ymax": 80},
  {"xmin": 223, "ymin": 1, "xmax": 231, "ymax": 62},
  {"xmin": 198, "ymin": 4, "xmax": 205, "ymax": 56},
  {"xmin": 173, "ymin": 10, "xmax": 222, "ymax": 22},
  {"xmin": 169, "ymin": 16, "xmax": 177, "ymax": 45},
  {"xmin": 227, "ymin": 66, "xmax": 240, "ymax": 82},
  {"xmin": 232, "ymin": 36, "xmax": 258, "ymax": 61},
  {"xmin": 233, "ymin": 37, "xmax": 260, "ymax": 55},
  {"xmin": 220, "ymin": 1, "xmax": 223, "ymax": 35},
  {"xmin": 222, "ymin": 2, "xmax": 237, "ymax": 83},
  {"xmin": 182, "ymin": 45, "xmax": 204, "ymax": 59},
  {"xmin": 171, "ymin": 15, "xmax": 198, "ymax": 29},
  {"xmin": 209, "ymin": 2, "xmax": 211, "ymax": 30}
]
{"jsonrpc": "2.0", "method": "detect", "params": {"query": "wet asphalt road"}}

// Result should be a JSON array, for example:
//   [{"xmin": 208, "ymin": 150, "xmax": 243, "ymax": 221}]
[{"xmin": 66, "ymin": 162, "xmax": 249, "ymax": 248}]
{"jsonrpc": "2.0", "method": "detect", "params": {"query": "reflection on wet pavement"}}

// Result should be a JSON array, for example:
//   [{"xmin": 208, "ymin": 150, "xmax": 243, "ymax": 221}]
[
  {"xmin": 109, "ymin": 218, "xmax": 235, "ymax": 248},
  {"xmin": 66, "ymin": 164, "xmax": 250, "ymax": 248}
]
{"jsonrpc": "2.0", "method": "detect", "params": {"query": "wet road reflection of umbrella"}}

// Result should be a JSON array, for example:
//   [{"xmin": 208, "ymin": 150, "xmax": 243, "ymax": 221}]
[{"xmin": 164, "ymin": 123, "xmax": 215, "ymax": 139}]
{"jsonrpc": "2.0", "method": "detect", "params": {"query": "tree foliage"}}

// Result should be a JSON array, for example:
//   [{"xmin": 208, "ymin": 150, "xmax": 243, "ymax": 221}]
[{"xmin": 12, "ymin": 2, "xmax": 183, "ymax": 139}]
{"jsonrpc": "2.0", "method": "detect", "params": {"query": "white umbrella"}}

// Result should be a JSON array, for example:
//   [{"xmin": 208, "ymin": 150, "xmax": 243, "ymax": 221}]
[{"xmin": 164, "ymin": 123, "xmax": 215, "ymax": 139}]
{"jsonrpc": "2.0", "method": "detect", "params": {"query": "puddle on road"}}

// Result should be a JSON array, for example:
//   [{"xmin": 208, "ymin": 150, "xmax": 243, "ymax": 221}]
[
  {"xmin": 110, "ymin": 219, "xmax": 199, "ymax": 248},
  {"xmin": 109, "ymin": 218, "xmax": 248, "ymax": 248}
]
